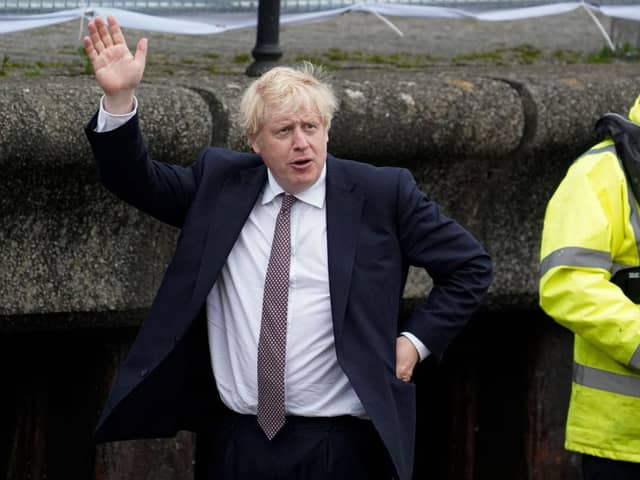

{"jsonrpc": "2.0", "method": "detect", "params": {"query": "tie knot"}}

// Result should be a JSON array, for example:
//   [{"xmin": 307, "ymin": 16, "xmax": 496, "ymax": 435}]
[{"xmin": 281, "ymin": 194, "xmax": 296, "ymax": 212}]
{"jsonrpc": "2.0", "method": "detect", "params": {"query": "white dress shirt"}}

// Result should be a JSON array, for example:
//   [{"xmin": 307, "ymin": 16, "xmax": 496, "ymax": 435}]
[
  {"xmin": 206, "ymin": 167, "xmax": 367, "ymax": 416},
  {"xmin": 96, "ymin": 98, "xmax": 428, "ymax": 418}
]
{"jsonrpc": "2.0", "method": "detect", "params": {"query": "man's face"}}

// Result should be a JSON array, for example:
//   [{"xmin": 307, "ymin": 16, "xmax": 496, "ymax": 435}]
[{"xmin": 249, "ymin": 104, "xmax": 329, "ymax": 194}]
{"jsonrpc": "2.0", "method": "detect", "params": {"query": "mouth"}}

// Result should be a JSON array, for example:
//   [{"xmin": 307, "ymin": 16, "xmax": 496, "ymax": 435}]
[{"xmin": 290, "ymin": 158, "xmax": 313, "ymax": 167}]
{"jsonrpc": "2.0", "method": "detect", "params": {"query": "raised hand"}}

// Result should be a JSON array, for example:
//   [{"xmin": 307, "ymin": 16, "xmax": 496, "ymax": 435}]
[{"xmin": 83, "ymin": 16, "xmax": 147, "ymax": 114}]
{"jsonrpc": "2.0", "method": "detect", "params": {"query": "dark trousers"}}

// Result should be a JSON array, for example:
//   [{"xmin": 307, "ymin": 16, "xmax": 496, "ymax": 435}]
[
  {"xmin": 583, "ymin": 454, "xmax": 640, "ymax": 480},
  {"xmin": 194, "ymin": 410, "xmax": 394, "ymax": 480}
]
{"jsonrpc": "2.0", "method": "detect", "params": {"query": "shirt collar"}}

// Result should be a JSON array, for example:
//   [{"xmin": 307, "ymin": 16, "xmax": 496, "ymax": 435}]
[{"xmin": 262, "ymin": 162, "xmax": 326, "ymax": 209}]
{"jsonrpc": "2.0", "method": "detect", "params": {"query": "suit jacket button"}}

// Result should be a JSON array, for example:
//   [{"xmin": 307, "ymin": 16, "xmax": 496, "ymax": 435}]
[{"xmin": 140, "ymin": 368, "xmax": 149, "ymax": 377}]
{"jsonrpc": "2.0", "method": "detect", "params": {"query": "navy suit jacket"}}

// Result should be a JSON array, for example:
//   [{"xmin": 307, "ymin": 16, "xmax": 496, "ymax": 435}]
[{"xmin": 86, "ymin": 113, "xmax": 492, "ymax": 480}]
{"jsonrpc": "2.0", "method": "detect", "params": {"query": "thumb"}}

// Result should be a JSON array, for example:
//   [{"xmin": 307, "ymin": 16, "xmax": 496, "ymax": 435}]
[{"xmin": 135, "ymin": 37, "xmax": 148, "ymax": 66}]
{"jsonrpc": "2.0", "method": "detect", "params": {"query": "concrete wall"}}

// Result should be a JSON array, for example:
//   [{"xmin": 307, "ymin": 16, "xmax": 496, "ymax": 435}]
[{"xmin": 1, "ymin": 68, "xmax": 638, "ymax": 479}]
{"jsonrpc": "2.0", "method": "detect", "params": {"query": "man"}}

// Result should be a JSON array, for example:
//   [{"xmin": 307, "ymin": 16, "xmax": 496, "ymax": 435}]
[
  {"xmin": 84, "ymin": 16, "xmax": 492, "ymax": 480},
  {"xmin": 539, "ymin": 98, "xmax": 640, "ymax": 479}
]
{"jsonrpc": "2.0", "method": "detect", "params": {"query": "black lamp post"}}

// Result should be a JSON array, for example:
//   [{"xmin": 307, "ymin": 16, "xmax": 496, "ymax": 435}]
[{"xmin": 245, "ymin": 0, "xmax": 283, "ymax": 76}]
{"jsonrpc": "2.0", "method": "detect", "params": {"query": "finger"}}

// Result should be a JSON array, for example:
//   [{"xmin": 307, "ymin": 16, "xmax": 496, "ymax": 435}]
[
  {"xmin": 82, "ymin": 36, "xmax": 98, "ymax": 65},
  {"xmin": 135, "ymin": 38, "xmax": 148, "ymax": 64},
  {"xmin": 86, "ymin": 19, "xmax": 98, "ymax": 44},
  {"xmin": 395, "ymin": 364, "xmax": 412, "ymax": 381},
  {"xmin": 89, "ymin": 18, "xmax": 106, "ymax": 54},
  {"xmin": 97, "ymin": 16, "xmax": 114, "ymax": 48},
  {"xmin": 399, "ymin": 367, "xmax": 413, "ymax": 378},
  {"xmin": 107, "ymin": 16, "xmax": 126, "ymax": 46}
]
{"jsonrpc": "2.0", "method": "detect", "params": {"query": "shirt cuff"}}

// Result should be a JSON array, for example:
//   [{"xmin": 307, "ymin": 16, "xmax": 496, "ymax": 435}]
[
  {"xmin": 400, "ymin": 331, "xmax": 430, "ymax": 362},
  {"xmin": 96, "ymin": 95, "xmax": 138, "ymax": 133}
]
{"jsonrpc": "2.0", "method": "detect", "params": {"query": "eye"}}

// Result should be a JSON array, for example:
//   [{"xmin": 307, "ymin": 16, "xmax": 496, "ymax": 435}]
[
  {"xmin": 275, "ymin": 126, "xmax": 291, "ymax": 136},
  {"xmin": 303, "ymin": 123, "xmax": 318, "ymax": 131}
]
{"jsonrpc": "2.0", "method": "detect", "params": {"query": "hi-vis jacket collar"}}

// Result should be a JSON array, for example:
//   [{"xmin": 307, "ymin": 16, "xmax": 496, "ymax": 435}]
[{"xmin": 596, "ymin": 112, "xmax": 640, "ymax": 203}]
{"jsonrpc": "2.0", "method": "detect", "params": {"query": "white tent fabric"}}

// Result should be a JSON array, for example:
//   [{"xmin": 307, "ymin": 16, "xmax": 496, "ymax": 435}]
[
  {"xmin": 600, "ymin": 4, "xmax": 640, "ymax": 21},
  {"xmin": 0, "ymin": 8, "xmax": 85, "ymax": 33},
  {"xmin": 0, "ymin": 2, "xmax": 638, "ymax": 35}
]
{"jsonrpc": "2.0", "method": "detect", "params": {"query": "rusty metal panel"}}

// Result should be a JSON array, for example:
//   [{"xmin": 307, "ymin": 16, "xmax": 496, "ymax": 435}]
[
  {"xmin": 525, "ymin": 313, "xmax": 580, "ymax": 480},
  {"xmin": 95, "ymin": 433, "xmax": 195, "ymax": 480},
  {"xmin": 0, "ymin": 329, "xmax": 120, "ymax": 480},
  {"xmin": 0, "ymin": 310, "xmax": 586, "ymax": 480}
]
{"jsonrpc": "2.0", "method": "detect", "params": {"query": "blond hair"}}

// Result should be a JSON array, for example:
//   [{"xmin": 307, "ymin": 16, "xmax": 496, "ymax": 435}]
[{"xmin": 239, "ymin": 63, "xmax": 338, "ymax": 136}]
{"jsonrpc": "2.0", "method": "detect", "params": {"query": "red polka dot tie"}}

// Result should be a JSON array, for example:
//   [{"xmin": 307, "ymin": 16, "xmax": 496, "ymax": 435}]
[{"xmin": 257, "ymin": 193, "xmax": 296, "ymax": 440}]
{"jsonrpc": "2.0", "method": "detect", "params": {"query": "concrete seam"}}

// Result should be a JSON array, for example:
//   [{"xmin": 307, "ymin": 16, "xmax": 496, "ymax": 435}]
[
  {"xmin": 185, "ymin": 86, "xmax": 230, "ymax": 148},
  {"xmin": 492, "ymin": 77, "xmax": 537, "ymax": 157}
]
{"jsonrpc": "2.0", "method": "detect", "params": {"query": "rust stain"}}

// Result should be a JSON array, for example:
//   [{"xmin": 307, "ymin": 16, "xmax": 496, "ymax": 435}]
[
  {"xmin": 447, "ymin": 79, "xmax": 474, "ymax": 91},
  {"xmin": 560, "ymin": 78, "xmax": 585, "ymax": 90},
  {"xmin": 95, "ymin": 462, "xmax": 106, "ymax": 480}
]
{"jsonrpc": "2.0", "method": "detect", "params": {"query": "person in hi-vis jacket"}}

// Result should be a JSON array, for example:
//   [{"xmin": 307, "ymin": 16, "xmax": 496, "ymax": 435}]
[{"xmin": 540, "ymin": 96, "xmax": 640, "ymax": 479}]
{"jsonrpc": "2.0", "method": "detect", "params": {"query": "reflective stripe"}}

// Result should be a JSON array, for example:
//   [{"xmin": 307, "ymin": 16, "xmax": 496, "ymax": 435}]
[
  {"xmin": 574, "ymin": 361, "xmax": 640, "ymax": 398},
  {"xmin": 611, "ymin": 261, "xmax": 635, "ymax": 278},
  {"xmin": 539, "ymin": 247, "xmax": 612, "ymax": 279},
  {"xmin": 631, "ymin": 346, "xmax": 640, "ymax": 370},
  {"xmin": 578, "ymin": 144, "xmax": 616, "ymax": 159},
  {"xmin": 541, "ymin": 148, "xmax": 640, "ymax": 281}
]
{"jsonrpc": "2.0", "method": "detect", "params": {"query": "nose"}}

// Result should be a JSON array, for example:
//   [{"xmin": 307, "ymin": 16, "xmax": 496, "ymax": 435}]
[{"xmin": 292, "ymin": 127, "xmax": 309, "ymax": 150}]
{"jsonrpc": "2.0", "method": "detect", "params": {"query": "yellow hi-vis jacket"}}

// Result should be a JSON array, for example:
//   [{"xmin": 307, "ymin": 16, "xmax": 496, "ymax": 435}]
[{"xmin": 539, "ymin": 97, "xmax": 640, "ymax": 463}]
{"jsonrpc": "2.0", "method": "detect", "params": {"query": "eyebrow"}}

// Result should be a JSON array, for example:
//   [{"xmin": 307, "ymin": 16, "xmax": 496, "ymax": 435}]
[
  {"xmin": 271, "ymin": 121, "xmax": 294, "ymax": 130},
  {"xmin": 270, "ymin": 111, "xmax": 322, "ymax": 122}
]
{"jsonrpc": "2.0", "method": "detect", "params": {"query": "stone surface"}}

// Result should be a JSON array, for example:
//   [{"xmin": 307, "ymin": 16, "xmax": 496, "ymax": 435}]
[
  {"xmin": 0, "ymin": 6, "xmax": 639, "ymax": 323},
  {"xmin": 0, "ymin": 79, "xmax": 212, "ymax": 168},
  {"xmin": 0, "ymin": 80, "xmax": 212, "ymax": 317},
  {"xmin": 0, "ymin": 177, "xmax": 178, "ymax": 316},
  {"xmin": 329, "ymin": 72, "xmax": 523, "ymax": 164},
  {"xmin": 2, "ymin": 69, "xmax": 640, "ymax": 321}
]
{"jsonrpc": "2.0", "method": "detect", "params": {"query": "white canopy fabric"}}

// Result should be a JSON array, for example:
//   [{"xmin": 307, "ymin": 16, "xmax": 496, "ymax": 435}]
[{"xmin": 0, "ymin": 2, "xmax": 636, "ymax": 35}]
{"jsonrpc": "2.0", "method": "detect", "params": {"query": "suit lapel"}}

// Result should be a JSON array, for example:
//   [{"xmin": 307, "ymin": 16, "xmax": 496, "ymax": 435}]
[
  {"xmin": 190, "ymin": 156, "xmax": 364, "ymax": 339},
  {"xmin": 191, "ymin": 165, "xmax": 267, "ymax": 307},
  {"xmin": 326, "ymin": 156, "xmax": 364, "ymax": 340}
]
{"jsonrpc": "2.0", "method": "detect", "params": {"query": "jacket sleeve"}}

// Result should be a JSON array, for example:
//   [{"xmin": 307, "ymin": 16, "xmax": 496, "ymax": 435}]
[
  {"xmin": 396, "ymin": 168, "xmax": 493, "ymax": 359},
  {"xmin": 85, "ymin": 112, "xmax": 203, "ymax": 228},
  {"xmin": 539, "ymin": 151, "xmax": 640, "ymax": 370}
]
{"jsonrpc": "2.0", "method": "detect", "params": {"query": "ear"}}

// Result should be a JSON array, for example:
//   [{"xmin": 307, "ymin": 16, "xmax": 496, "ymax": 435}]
[{"xmin": 249, "ymin": 133, "xmax": 261, "ymax": 155}]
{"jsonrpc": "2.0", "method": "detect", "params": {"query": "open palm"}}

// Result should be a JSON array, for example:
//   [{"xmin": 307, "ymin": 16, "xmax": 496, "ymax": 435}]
[{"xmin": 84, "ymin": 16, "xmax": 147, "ymax": 109}]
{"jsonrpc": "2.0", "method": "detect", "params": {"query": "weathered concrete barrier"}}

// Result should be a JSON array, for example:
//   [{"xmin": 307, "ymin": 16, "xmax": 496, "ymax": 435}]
[
  {"xmin": 0, "ymin": 80, "xmax": 210, "ymax": 318},
  {"xmin": 1, "ymin": 68, "xmax": 639, "ymax": 479}
]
